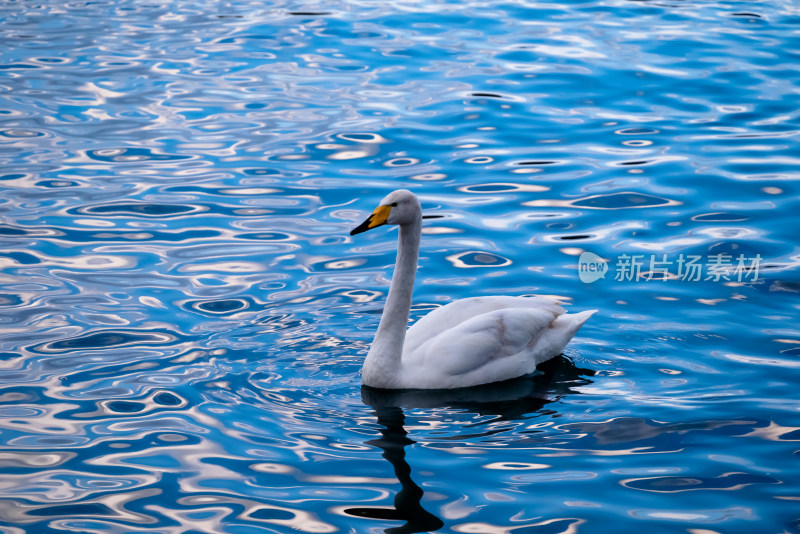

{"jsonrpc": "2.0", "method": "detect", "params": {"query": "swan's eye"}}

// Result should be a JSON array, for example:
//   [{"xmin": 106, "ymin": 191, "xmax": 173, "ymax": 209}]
[{"xmin": 391, "ymin": 202, "xmax": 398, "ymax": 207}]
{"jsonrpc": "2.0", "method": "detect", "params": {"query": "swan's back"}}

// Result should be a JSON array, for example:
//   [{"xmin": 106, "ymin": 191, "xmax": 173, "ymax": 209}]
[
  {"xmin": 398, "ymin": 296, "xmax": 595, "ymax": 389},
  {"xmin": 404, "ymin": 296, "xmax": 563, "ymax": 353}
]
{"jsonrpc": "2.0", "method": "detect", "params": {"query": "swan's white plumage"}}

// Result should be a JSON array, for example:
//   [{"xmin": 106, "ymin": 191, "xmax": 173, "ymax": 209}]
[{"xmin": 351, "ymin": 189, "xmax": 595, "ymax": 390}]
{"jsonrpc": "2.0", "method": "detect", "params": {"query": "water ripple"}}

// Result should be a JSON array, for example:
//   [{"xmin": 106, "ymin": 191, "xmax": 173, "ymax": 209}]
[{"xmin": 1, "ymin": 0, "xmax": 799, "ymax": 532}]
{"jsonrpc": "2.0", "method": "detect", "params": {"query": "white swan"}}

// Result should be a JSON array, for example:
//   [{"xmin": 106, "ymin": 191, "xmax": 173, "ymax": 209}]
[{"xmin": 350, "ymin": 189, "xmax": 596, "ymax": 390}]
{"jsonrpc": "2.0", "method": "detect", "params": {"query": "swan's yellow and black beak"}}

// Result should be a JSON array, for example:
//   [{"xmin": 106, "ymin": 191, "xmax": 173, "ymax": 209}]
[{"xmin": 350, "ymin": 204, "xmax": 391, "ymax": 236}]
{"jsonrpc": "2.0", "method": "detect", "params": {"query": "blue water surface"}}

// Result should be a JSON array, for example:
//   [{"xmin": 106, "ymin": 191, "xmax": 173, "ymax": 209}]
[{"xmin": 1, "ymin": 0, "xmax": 799, "ymax": 532}]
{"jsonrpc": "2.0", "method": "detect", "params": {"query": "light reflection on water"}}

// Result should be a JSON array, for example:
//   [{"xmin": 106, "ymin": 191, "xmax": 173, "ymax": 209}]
[{"xmin": 2, "ymin": 0, "xmax": 800, "ymax": 532}]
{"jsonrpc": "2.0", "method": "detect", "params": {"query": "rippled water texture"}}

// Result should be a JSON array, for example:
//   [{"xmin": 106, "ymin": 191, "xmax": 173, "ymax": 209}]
[{"xmin": 2, "ymin": 0, "xmax": 800, "ymax": 532}]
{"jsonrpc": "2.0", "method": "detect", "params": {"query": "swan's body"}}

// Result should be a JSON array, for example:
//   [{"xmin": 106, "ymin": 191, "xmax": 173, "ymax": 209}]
[{"xmin": 351, "ymin": 189, "xmax": 595, "ymax": 390}]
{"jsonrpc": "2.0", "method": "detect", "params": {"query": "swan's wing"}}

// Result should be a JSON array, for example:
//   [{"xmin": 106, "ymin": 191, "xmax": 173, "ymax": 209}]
[
  {"xmin": 404, "ymin": 296, "xmax": 564, "ymax": 355},
  {"xmin": 403, "ymin": 307, "xmax": 560, "ymax": 386}
]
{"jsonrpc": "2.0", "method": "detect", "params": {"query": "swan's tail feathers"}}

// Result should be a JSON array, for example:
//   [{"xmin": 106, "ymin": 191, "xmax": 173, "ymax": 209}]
[
  {"xmin": 559, "ymin": 309, "xmax": 597, "ymax": 337},
  {"xmin": 533, "ymin": 309, "xmax": 597, "ymax": 366}
]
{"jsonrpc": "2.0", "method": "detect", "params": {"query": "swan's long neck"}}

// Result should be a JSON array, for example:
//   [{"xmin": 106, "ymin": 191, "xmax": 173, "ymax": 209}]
[{"xmin": 362, "ymin": 218, "xmax": 420, "ymax": 388}]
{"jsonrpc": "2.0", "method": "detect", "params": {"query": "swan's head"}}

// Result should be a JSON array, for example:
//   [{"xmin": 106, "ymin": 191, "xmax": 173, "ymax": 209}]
[{"xmin": 350, "ymin": 189, "xmax": 422, "ymax": 235}]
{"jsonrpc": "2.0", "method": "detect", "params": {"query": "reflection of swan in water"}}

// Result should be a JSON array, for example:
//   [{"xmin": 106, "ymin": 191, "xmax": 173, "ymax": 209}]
[
  {"xmin": 346, "ymin": 356, "xmax": 594, "ymax": 533},
  {"xmin": 350, "ymin": 189, "xmax": 595, "ymax": 390},
  {"xmin": 346, "ymin": 405, "xmax": 444, "ymax": 534}
]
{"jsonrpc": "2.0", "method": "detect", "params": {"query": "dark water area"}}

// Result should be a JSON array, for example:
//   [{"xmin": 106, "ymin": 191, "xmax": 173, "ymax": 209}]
[{"xmin": 1, "ymin": 0, "xmax": 799, "ymax": 532}]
